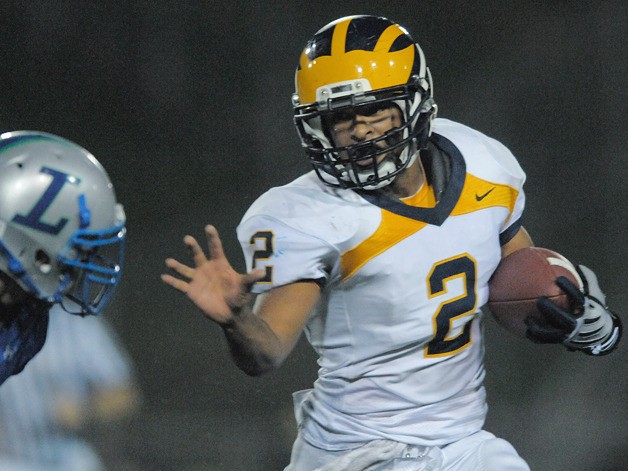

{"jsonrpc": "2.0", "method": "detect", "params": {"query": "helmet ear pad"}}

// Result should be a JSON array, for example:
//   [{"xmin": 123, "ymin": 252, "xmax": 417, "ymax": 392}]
[{"xmin": 414, "ymin": 97, "xmax": 437, "ymax": 150}]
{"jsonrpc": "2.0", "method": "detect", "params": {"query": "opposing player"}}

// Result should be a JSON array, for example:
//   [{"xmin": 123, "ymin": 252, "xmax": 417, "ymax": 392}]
[
  {"xmin": 162, "ymin": 15, "xmax": 622, "ymax": 470},
  {"xmin": 0, "ymin": 131, "xmax": 126, "ymax": 385}
]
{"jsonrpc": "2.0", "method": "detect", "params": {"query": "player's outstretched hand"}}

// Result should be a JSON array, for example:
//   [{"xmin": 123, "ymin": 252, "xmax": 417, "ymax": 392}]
[
  {"xmin": 161, "ymin": 225, "xmax": 265, "ymax": 325},
  {"xmin": 527, "ymin": 265, "xmax": 622, "ymax": 355}
]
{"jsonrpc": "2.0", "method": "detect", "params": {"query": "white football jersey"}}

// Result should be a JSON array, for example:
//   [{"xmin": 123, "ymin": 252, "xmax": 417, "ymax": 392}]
[{"xmin": 237, "ymin": 118, "xmax": 526, "ymax": 449}]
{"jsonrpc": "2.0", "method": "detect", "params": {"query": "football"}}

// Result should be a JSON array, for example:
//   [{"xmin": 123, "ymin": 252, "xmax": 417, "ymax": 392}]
[{"xmin": 487, "ymin": 247, "xmax": 582, "ymax": 338}]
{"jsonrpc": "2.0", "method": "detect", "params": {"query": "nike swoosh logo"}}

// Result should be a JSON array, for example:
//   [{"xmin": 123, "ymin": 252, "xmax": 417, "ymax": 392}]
[{"xmin": 475, "ymin": 187, "xmax": 495, "ymax": 201}]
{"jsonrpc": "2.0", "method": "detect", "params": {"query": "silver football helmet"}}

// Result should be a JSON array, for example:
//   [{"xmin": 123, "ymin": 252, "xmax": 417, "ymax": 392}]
[{"xmin": 0, "ymin": 131, "xmax": 126, "ymax": 315}]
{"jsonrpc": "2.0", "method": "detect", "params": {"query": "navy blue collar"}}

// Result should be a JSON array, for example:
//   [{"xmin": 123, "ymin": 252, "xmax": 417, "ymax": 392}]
[{"xmin": 353, "ymin": 133, "xmax": 466, "ymax": 226}]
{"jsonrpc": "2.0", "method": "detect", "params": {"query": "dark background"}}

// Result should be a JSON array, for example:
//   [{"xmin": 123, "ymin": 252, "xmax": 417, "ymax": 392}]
[{"xmin": 1, "ymin": 1, "xmax": 626, "ymax": 470}]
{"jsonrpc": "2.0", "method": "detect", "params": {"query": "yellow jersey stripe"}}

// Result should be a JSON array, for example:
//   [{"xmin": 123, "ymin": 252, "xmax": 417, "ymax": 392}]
[
  {"xmin": 341, "ymin": 210, "xmax": 428, "ymax": 280},
  {"xmin": 340, "ymin": 174, "xmax": 518, "ymax": 281},
  {"xmin": 452, "ymin": 173, "xmax": 518, "ymax": 216}
]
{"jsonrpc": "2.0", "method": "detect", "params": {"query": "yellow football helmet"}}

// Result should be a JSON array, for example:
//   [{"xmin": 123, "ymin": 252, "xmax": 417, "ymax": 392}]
[{"xmin": 293, "ymin": 15, "xmax": 437, "ymax": 190}]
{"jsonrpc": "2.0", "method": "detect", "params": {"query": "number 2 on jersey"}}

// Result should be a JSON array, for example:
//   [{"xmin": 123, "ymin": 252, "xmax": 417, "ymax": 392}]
[
  {"xmin": 425, "ymin": 254, "xmax": 477, "ymax": 357},
  {"xmin": 249, "ymin": 231, "xmax": 274, "ymax": 283}
]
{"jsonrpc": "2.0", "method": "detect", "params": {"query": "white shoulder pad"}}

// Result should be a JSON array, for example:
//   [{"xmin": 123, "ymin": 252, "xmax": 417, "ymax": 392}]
[
  {"xmin": 237, "ymin": 172, "xmax": 368, "ymax": 293},
  {"xmin": 431, "ymin": 118, "xmax": 526, "ymax": 190},
  {"xmin": 240, "ymin": 172, "xmax": 366, "ymax": 245},
  {"xmin": 432, "ymin": 118, "xmax": 526, "ymax": 235}
]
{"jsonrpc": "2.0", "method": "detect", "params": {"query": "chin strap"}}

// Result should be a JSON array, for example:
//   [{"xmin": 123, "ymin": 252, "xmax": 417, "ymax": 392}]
[{"xmin": 420, "ymin": 142, "xmax": 451, "ymax": 203}]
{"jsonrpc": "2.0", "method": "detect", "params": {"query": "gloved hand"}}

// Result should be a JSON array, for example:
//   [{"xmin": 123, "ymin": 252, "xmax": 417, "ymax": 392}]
[{"xmin": 526, "ymin": 265, "xmax": 622, "ymax": 355}]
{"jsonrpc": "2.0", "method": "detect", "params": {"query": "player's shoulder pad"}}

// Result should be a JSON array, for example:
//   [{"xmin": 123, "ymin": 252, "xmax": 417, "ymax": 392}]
[
  {"xmin": 239, "ymin": 171, "xmax": 364, "ymax": 242},
  {"xmin": 431, "ymin": 118, "xmax": 526, "ymax": 188}
]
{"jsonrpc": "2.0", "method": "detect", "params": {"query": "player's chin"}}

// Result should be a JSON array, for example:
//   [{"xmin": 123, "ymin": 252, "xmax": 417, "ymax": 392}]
[{"xmin": 354, "ymin": 151, "xmax": 391, "ymax": 168}]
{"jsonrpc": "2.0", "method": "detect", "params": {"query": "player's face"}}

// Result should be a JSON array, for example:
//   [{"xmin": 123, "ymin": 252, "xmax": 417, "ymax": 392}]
[{"xmin": 327, "ymin": 104, "xmax": 403, "ymax": 166}]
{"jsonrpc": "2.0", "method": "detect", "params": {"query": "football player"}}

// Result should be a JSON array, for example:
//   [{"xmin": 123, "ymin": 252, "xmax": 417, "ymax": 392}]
[
  {"xmin": 162, "ymin": 15, "xmax": 622, "ymax": 470},
  {"xmin": 0, "ymin": 131, "xmax": 126, "ymax": 385}
]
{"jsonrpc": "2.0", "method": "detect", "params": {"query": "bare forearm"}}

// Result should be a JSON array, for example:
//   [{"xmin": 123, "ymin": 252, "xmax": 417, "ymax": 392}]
[
  {"xmin": 219, "ymin": 282, "xmax": 320, "ymax": 376},
  {"xmin": 221, "ymin": 305, "xmax": 291, "ymax": 376}
]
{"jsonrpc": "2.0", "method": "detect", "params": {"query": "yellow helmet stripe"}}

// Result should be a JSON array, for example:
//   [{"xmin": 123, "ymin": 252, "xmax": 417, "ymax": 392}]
[
  {"xmin": 331, "ymin": 17, "xmax": 351, "ymax": 56},
  {"xmin": 374, "ymin": 24, "xmax": 406, "ymax": 52},
  {"xmin": 296, "ymin": 17, "xmax": 417, "ymax": 104}
]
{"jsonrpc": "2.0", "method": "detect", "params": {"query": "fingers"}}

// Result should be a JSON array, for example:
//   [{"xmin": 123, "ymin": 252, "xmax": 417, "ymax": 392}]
[
  {"xmin": 576, "ymin": 265, "xmax": 606, "ymax": 305},
  {"xmin": 177, "ymin": 226, "xmax": 226, "ymax": 266},
  {"xmin": 161, "ymin": 226, "xmax": 224, "ymax": 293},
  {"xmin": 242, "ymin": 268, "xmax": 267, "ymax": 290},
  {"xmin": 161, "ymin": 257, "xmax": 194, "ymax": 293},
  {"xmin": 555, "ymin": 276, "xmax": 585, "ymax": 306},
  {"xmin": 536, "ymin": 296, "xmax": 577, "ymax": 331},
  {"xmin": 525, "ymin": 317, "xmax": 567, "ymax": 344},
  {"xmin": 165, "ymin": 258, "xmax": 195, "ymax": 279},
  {"xmin": 160, "ymin": 273, "xmax": 189, "ymax": 293},
  {"xmin": 204, "ymin": 224, "xmax": 227, "ymax": 262},
  {"xmin": 163, "ymin": 226, "xmax": 258, "ymax": 303},
  {"xmin": 183, "ymin": 235, "xmax": 208, "ymax": 267}
]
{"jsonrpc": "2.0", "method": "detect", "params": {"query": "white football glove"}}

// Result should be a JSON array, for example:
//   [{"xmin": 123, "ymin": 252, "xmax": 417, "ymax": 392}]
[{"xmin": 529, "ymin": 265, "xmax": 622, "ymax": 355}]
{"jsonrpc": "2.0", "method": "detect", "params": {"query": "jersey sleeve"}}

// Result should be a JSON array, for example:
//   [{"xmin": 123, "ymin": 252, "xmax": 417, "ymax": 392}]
[
  {"xmin": 432, "ymin": 119, "xmax": 527, "ymax": 245},
  {"xmin": 475, "ymin": 127, "xmax": 527, "ymax": 245},
  {"xmin": 237, "ymin": 214, "xmax": 336, "ymax": 294},
  {"xmin": 491, "ymin": 141, "xmax": 526, "ymax": 245}
]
